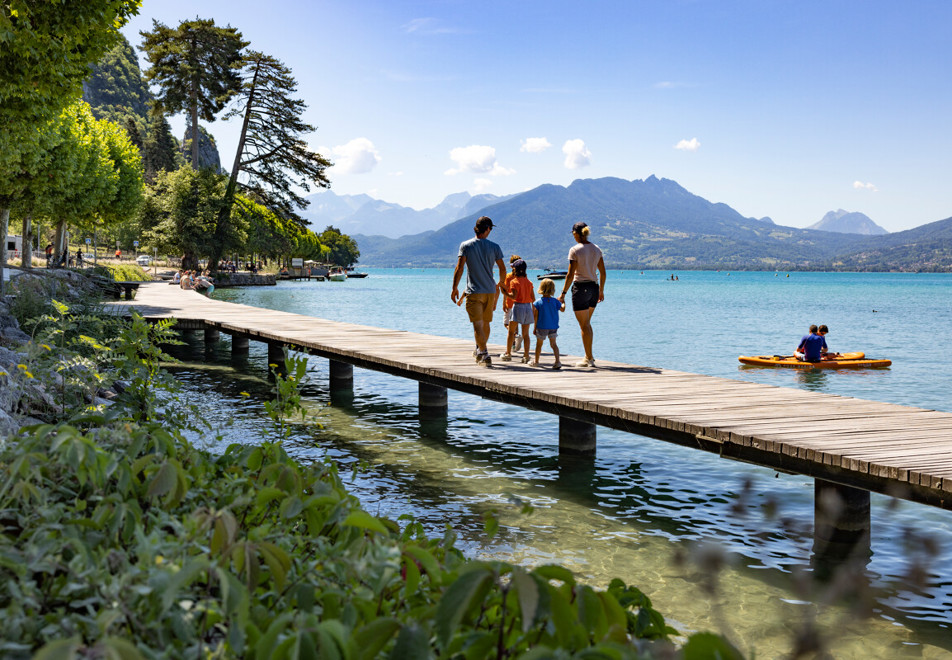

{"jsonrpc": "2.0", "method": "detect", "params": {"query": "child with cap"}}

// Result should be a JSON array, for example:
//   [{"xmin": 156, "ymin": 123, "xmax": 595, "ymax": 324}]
[{"xmin": 502, "ymin": 255, "xmax": 524, "ymax": 352}]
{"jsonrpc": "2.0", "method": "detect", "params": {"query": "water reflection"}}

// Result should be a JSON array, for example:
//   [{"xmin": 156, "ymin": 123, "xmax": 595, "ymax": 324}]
[{"xmin": 795, "ymin": 368, "xmax": 831, "ymax": 390}]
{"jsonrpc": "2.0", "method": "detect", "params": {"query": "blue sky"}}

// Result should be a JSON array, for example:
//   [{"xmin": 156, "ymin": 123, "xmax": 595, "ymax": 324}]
[{"xmin": 122, "ymin": 1, "xmax": 951, "ymax": 232}]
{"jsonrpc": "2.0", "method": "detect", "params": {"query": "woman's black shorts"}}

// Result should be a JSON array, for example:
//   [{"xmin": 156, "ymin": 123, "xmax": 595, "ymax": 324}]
[{"xmin": 571, "ymin": 281, "xmax": 599, "ymax": 311}]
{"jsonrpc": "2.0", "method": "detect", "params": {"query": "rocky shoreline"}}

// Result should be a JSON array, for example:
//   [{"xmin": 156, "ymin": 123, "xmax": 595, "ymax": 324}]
[{"xmin": 0, "ymin": 269, "xmax": 126, "ymax": 438}]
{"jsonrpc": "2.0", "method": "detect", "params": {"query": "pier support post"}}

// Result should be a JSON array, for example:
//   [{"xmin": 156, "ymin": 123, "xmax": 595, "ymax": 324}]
[
  {"xmin": 231, "ymin": 335, "xmax": 249, "ymax": 356},
  {"xmin": 329, "ymin": 360, "xmax": 353, "ymax": 392},
  {"xmin": 559, "ymin": 416, "xmax": 596, "ymax": 456},
  {"xmin": 812, "ymin": 479, "xmax": 871, "ymax": 579},
  {"xmin": 419, "ymin": 382, "xmax": 448, "ymax": 418},
  {"xmin": 204, "ymin": 327, "xmax": 220, "ymax": 343},
  {"xmin": 268, "ymin": 343, "xmax": 285, "ymax": 369}
]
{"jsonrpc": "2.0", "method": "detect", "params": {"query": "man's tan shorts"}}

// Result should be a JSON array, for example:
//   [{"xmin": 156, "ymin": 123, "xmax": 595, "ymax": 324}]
[{"xmin": 465, "ymin": 293, "xmax": 495, "ymax": 323}]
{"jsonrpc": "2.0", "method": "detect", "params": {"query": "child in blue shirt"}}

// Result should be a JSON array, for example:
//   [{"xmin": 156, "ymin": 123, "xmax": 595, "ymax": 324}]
[{"xmin": 532, "ymin": 278, "xmax": 566, "ymax": 369}]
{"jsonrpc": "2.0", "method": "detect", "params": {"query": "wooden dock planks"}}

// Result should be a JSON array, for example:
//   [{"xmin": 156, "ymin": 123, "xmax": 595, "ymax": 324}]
[{"xmin": 115, "ymin": 283, "xmax": 952, "ymax": 508}]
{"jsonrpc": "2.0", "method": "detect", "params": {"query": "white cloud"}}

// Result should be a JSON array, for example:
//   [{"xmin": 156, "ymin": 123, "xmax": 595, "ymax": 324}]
[
  {"xmin": 562, "ymin": 139, "xmax": 591, "ymax": 169},
  {"xmin": 326, "ymin": 138, "xmax": 381, "ymax": 175},
  {"xmin": 853, "ymin": 180, "xmax": 878, "ymax": 192},
  {"xmin": 674, "ymin": 137, "xmax": 701, "ymax": 152},
  {"xmin": 473, "ymin": 178, "xmax": 493, "ymax": 193},
  {"xmin": 445, "ymin": 145, "xmax": 514, "ymax": 176},
  {"xmin": 520, "ymin": 137, "xmax": 552, "ymax": 153}
]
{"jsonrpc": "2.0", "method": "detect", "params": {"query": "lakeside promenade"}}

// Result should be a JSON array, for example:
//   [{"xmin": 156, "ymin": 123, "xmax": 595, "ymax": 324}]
[{"xmin": 117, "ymin": 282, "xmax": 952, "ymax": 565}]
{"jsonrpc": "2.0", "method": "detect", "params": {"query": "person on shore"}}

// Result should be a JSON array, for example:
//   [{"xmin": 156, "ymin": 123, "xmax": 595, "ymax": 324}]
[
  {"xmin": 558, "ymin": 221, "xmax": 606, "ymax": 368},
  {"xmin": 172, "ymin": 270, "xmax": 182, "ymax": 285},
  {"xmin": 501, "ymin": 254, "xmax": 523, "ymax": 353},
  {"xmin": 75, "ymin": 248, "xmax": 83, "ymax": 267},
  {"xmin": 115, "ymin": 248, "xmax": 121, "ymax": 260},
  {"xmin": 497, "ymin": 259, "xmax": 534, "ymax": 363},
  {"xmin": 44, "ymin": 243, "xmax": 53, "ymax": 266},
  {"xmin": 532, "ymin": 278, "xmax": 565, "ymax": 369},
  {"xmin": 451, "ymin": 216, "xmax": 505, "ymax": 367},
  {"xmin": 795, "ymin": 324, "xmax": 826, "ymax": 362}
]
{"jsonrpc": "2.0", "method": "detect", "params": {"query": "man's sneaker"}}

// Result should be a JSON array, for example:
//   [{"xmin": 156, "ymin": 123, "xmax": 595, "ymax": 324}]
[
  {"xmin": 574, "ymin": 358, "xmax": 595, "ymax": 368},
  {"xmin": 500, "ymin": 353, "xmax": 512, "ymax": 361},
  {"xmin": 477, "ymin": 353, "xmax": 493, "ymax": 367}
]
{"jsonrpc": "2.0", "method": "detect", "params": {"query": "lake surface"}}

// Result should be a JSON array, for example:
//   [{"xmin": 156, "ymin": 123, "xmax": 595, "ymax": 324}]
[{"xmin": 169, "ymin": 269, "xmax": 952, "ymax": 658}]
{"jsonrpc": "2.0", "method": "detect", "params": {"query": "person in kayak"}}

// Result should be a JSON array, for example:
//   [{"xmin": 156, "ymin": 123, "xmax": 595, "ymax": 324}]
[
  {"xmin": 795, "ymin": 325, "xmax": 827, "ymax": 362},
  {"xmin": 818, "ymin": 325, "xmax": 841, "ymax": 360}
]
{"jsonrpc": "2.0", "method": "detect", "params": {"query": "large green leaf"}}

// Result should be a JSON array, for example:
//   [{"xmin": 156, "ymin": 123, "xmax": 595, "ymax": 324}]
[
  {"xmin": 512, "ymin": 567, "xmax": 540, "ymax": 633},
  {"xmin": 681, "ymin": 632, "xmax": 744, "ymax": 660},
  {"xmin": 342, "ymin": 509, "xmax": 389, "ymax": 535},
  {"xmin": 434, "ymin": 566, "xmax": 494, "ymax": 650},
  {"xmin": 355, "ymin": 618, "xmax": 400, "ymax": 660},
  {"xmin": 389, "ymin": 623, "xmax": 432, "ymax": 660}
]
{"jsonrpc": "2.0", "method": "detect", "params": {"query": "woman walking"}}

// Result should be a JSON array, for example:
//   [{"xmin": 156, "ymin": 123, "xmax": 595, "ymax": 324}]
[{"xmin": 557, "ymin": 222, "xmax": 606, "ymax": 368}]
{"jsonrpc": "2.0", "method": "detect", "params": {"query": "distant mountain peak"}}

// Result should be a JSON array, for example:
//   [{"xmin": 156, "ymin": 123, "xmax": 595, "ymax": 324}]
[{"xmin": 809, "ymin": 210, "xmax": 888, "ymax": 235}]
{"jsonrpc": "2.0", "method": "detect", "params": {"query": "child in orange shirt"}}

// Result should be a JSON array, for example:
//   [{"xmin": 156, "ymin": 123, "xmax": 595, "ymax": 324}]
[
  {"xmin": 501, "ymin": 255, "xmax": 523, "ymax": 352},
  {"xmin": 497, "ymin": 259, "xmax": 535, "ymax": 362}
]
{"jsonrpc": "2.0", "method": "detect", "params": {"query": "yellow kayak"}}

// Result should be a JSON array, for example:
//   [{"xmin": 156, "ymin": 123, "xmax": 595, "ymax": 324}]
[{"xmin": 738, "ymin": 352, "xmax": 891, "ymax": 369}]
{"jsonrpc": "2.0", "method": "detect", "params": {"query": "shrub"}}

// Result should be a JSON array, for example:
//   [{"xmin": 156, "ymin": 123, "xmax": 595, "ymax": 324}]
[{"xmin": 91, "ymin": 263, "xmax": 152, "ymax": 282}]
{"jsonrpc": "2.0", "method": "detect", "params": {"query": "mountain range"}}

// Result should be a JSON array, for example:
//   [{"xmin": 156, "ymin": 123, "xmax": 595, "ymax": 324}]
[
  {"xmin": 301, "ymin": 190, "xmax": 514, "ymax": 238},
  {"xmin": 341, "ymin": 176, "xmax": 951, "ymax": 272}
]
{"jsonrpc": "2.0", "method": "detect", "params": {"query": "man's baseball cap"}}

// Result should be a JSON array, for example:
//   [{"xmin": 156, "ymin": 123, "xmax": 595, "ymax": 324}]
[{"xmin": 475, "ymin": 216, "xmax": 495, "ymax": 232}]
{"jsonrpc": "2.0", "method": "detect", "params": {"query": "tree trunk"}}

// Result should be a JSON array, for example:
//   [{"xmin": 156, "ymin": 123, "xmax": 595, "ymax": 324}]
[
  {"xmin": 210, "ymin": 57, "xmax": 260, "ymax": 271},
  {"xmin": 54, "ymin": 220, "xmax": 68, "ymax": 267},
  {"xmin": 21, "ymin": 213, "xmax": 32, "ymax": 269},
  {"xmin": 0, "ymin": 208, "xmax": 9, "ymax": 296}
]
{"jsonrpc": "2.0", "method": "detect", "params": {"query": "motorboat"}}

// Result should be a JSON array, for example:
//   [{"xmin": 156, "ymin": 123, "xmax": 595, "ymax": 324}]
[{"xmin": 536, "ymin": 268, "xmax": 568, "ymax": 280}]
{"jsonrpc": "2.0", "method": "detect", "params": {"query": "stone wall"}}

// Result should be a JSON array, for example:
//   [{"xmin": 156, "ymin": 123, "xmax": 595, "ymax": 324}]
[{"xmin": 211, "ymin": 273, "xmax": 276, "ymax": 288}]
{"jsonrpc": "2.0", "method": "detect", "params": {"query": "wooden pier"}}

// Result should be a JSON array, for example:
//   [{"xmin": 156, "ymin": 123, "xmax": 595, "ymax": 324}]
[{"xmin": 117, "ymin": 283, "xmax": 952, "ymax": 569}]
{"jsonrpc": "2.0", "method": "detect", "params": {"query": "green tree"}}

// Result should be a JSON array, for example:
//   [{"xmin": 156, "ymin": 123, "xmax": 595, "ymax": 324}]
[
  {"xmin": 211, "ymin": 51, "xmax": 331, "ymax": 267},
  {"xmin": 319, "ymin": 226, "xmax": 360, "ymax": 267},
  {"xmin": 142, "ymin": 108, "xmax": 180, "ymax": 182},
  {"xmin": 0, "ymin": 0, "xmax": 140, "ymax": 291},
  {"xmin": 11, "ymin": 102, "xmax": 143, "ymax": 262},
  {"xmin": 140, "ymin": 18, "xmax": 246, "ymax": 169},
  {"xmin": 142, "ymin": 167, "xmax": 241, "ymax": 269}
]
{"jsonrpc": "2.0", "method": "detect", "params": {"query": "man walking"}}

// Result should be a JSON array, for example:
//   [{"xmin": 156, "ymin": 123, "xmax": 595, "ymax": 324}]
[{"xmin": 451, "ymin": 216, "xmax": 506, "ymax": 367}]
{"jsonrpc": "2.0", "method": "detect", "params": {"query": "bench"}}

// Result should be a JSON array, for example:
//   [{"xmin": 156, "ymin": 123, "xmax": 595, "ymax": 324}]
[
  {"xmin": 97, "ymin": 280, "xmax": 141, "ymax": 300},
  {"xmin": 116, "ymin": 281, "xmax": 140, "ymax": 300}
]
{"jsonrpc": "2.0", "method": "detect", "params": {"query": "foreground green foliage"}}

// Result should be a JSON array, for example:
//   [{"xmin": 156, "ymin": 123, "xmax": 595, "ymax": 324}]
[{"xmin": 0, "ymin": 308, "xmax": 740, "ymax": 658}]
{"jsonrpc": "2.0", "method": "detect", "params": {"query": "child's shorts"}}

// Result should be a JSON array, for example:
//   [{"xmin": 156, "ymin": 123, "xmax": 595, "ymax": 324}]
[
  {"xmin": 510, "ymin": 302, "xmax": 533, "ymax": 326},
  {"xmin": 534, "ymin": 328, "xmax": 558, "ymax": 339}
]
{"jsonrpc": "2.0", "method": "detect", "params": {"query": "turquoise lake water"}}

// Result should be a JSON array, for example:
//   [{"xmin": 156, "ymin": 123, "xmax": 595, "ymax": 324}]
[{"xmin": 169, "ymin": 269, "xmax": 952, "ymax": 658}]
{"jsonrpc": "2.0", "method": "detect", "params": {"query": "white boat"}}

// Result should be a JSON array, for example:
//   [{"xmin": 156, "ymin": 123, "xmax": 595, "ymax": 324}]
[{"xmin": 328, "ymin": 268, "xmax": 347, "ymax": 282}]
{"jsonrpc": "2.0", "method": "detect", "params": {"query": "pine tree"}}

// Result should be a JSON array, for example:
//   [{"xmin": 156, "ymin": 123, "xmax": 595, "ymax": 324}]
[
  {"xmin": 125, "ymin": 116, "xmax": 143, "ymax": 151},
  {"xmin": 210, "ymin": 51, "xmax": 331, "ymax": 267},
  {"xmin": 140, "ymin": 18, "xmax": 247, "ymax": 169},
  {"xmin": 142, "ymin": 109, "xmax": 179, "ymax": 183}
]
